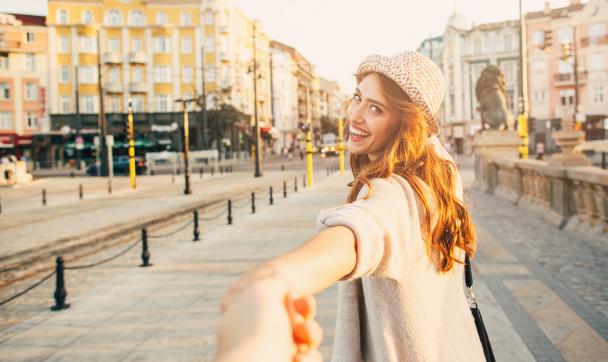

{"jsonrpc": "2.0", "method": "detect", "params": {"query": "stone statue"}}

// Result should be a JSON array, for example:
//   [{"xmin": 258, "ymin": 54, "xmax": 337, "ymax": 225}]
[{"xmin": 475, "ymin": 65, "xmax": 513, "ymax": 130}]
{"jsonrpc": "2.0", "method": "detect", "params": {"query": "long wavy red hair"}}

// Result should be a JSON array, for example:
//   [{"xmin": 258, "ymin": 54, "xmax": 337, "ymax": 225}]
[{"xmin": 346, "ymin": 72, "xmax": 476, "ymax": 273}]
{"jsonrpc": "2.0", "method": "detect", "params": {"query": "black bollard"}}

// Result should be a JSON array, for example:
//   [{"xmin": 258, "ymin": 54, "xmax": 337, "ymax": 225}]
[
  {"xmin": 79, "ymin": 184, "xmax": 83, "ymax": 200},
  {"xmin": 70, "ymin": 171, "xmax": 74, "ymax": 178},
  {"xmin": 227, "ymin": 200, "xmax": 233, "ymax": 224},
  {"xmin": 50, "ymin": 256, "xmax": 70, "ymax": 311},
  {"xmin": 199, "ymin": 168, "xmax": 203, "ymax": 178},
  {"xmin": 294, "ymin": 177, "xmax": 298, "ymax": 192},
  {"xmin": 269, "ymin": 186, "xmax": 274, "ymax": 205},
  {"xmin": 171, "ymin": 171, "xmax": 175, "ymax": 183},
  {"xmin": 140, "ymin": 228, "xmax": 151, "ymax": 267},
  {"xmin": 42, "ymin": 188, "xmax": 47, "ymax": 206},
  {"xmin": 251, "ymin": 192, "xmax": 256, "ymax": 214},
  {"xmin": 107, "ymin": 179, "xmax": 112, "ymax": 194},
  {"xmin": 193, "ymin": 210, "xmax": 200, "ymax": 241},
  {"xmin": 303, "ymin": 174, "xmax": 306, "ymax": 188},
  {"xmin": 283, "ymin": 180, "xmax": 287, "ymax": 198},
  {"xmin": 281, "ymin": 164, "xmax": 285, "ymax": 172}
]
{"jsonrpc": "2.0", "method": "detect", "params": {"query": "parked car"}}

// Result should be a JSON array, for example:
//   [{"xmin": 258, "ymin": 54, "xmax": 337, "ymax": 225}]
[{"xmin": 87, "ymin": 156, "xmax": 146, "ymax": 176}]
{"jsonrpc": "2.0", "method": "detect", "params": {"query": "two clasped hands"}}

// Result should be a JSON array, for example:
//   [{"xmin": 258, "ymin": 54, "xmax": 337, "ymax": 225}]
[{"xmin": 216, "ymin": 266, "xmax": 324, "ymax": 362}]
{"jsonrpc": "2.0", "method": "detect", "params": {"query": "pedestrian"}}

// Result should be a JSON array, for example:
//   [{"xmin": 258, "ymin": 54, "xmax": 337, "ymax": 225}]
[
  {"xmin": 217, "ymin": 51, "xmax": 488, "ymax": 361},
  {"xmin": 535, "ymin": 142, "xmax": 545, "ymax": 160}
]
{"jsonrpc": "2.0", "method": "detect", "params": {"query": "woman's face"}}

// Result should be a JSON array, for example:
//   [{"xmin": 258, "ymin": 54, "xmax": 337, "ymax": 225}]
[{"xmin": 346, "ymin": 73, "xmax": 401, "ymax": 161}]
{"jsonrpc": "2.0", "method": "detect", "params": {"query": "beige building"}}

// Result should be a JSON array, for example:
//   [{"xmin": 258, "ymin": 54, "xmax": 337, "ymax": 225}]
[{"xmin": 0, "ymin": 13, "xmax": 48, "ymax": 159}]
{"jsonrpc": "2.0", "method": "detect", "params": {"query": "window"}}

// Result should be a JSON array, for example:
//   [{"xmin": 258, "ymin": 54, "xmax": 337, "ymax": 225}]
[
  {"xmin": 183, "ymin": 65, "xmax": 192, "ymax": 83},
  {"xmin": 109, "ymin": 96, "xmax": 120, "ymax": 113},
  {"xmin": 559, "ymin": 89, "xmax": 574, "ymax": 106},
  {"xmin": 182, "ymin": 36, "xmax": 192, "ymax": 54},
  {"xmin": 79, "ymin": 66, "xmax": 97, "ymax": 84},
  {"xmin": 57, "ymin": 9, "xmax": 68, "ymax": 24},
  {"xmin": 61, "ymin": 96, "xmax": 70, "ymax": 113},
  {"xmin": 108, "ymin": 37, "xmax": 120, "ymax": 52},
  {"xmin": 0, "ymin": 112, "xmax": 12, "ymax": 129},
  {"xmin": 593, "ymin": 85, "xmax": 604, "ymax": 103},
  {"xmin": 60, "ymin": 65, "xmax": 69, "ymax": 83},
  {"xmin": 59, "ymin": 36, "xmax": 69, "ymax": 53},
  {"xmin": 505, "ymin": 90, "xmax": 514, "ymax": 111},
  {"xmin": 156, "ymin": 11, "xmax": 168, "ymax": 25},
  {"xmin": 590, "ymin": 53, "xmax": 603, "ymax": 70},
  {"xmin": 154, "ymin": 36, "xmax": 170, "ymax": 53},
  {"xmin": 129, "ymin": 10, "xmax": 146, "ymax": 26},
  {"xmin": 109, "ymin": 67, "xmax": 120, "ymax": 83},
  {"xmin": 205, "ymin": 36, "xmax": 214, "ymax": 52},
  {"xmin": 557, "ymin": 26, "xmax": 573, "ymax": 44},
  {"xmin": 588, "ymin": 23, "xmax": 605, "ymax": 37},
  {"xmin": 131, "ymin": 37, "xmax": 142, "ymax": 52},
  {"xmin": 204, "ymin": 12, "xmax": 213, "ymax": 25},
  {"xmin": 132, "ymin": 95, "xmax": 144, "ymax": 112},
  {"xmin": 132, "ymin": 66, "xmax": 143, "ymax": 82},
  {"xmin": 25, "ymin": 83, "xmax": 38, "ymax": 100},
  {"xmin": 558, "ymin": 60, "xmax": 572, "ymax": 74},
  {"xmin": 80, "ymin": 36, "xmax": 97, "ymax": 53},
  {"xmin": 82, "ymin": 95, "xmax": 96, "ymax": 113},
  {"xmin": 26, "ymin": 32, "xmax": 35, "ymax": 43},
  {"xmin": 82, "ymin": 10, "xmax": 93, "ymax": 24},
  {"xmin": 532, "ymin": 30, "xmax": 545, "ymax": 45},
  {"xmin": 0, "ymin": 82, "xmax": 9, "ymax": 99},
  {"xmin": 106, "ymin": 10, "xmax": 123, "ymax": 26},
  {"xmin": 181, "ymin": 11, "xmax": 192, "ymax": 26},
  {"xmin": 503, "ymin": 34, "xmax": 512, "ymax": 52},
  {"xmin": 473, "ymin": 38, "xmax": 481, "ymax": 54},
  {"xmin": 25, "ymin": 54, "xmax": 35, "ymax": 70},
  {"xmin": 25, "ymin": 112, "xmax": 38, "ymax": 128},
  {"xmin": 154, "ymin": 66, "xmax": 170, "ymax": 83},
  {"xmin": 501, "ymin": 61, "xmax": 515, "ymax": 84},
  {"xmin": 0, "ymin": 53, "xmax": 8, "ymax": 69},
  {"xmin": 156, "ymin": 94, "xmax": 170, "ymax": 112}
]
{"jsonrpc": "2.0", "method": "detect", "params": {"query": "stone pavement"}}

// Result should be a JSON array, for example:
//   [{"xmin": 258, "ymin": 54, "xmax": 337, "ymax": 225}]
[{"xmin": 0, "ymin": 157, "xmax": 607, "ymax": 361}]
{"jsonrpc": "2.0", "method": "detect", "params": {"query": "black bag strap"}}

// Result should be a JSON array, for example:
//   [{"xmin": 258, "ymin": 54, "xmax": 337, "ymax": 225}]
[{"xmin": 465, "ymin": 254, "xmax": 473, "ymax": 288}]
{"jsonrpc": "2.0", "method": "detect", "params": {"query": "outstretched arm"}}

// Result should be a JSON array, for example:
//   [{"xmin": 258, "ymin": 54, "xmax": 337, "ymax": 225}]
[{"xmin": 221, "ymin": 225, "xmax": 357, "ymax": 311}]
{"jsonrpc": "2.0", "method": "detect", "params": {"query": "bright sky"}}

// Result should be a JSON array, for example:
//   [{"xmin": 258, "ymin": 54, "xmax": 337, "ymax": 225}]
[{"xmin": 1, "ymin": 0, "xmax": 580, "ymax": 91}]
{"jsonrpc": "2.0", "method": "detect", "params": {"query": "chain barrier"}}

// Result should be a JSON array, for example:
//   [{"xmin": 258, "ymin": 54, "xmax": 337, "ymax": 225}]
[
  {"xmin": 200, "ymin": 207, "xmax": 228, "ymax": 221},
  {"xmin": 148, "ymin": 219, "xmax": 194, "ymax": 239},
  {"xmin": 0, "ymin": 271, "xmax": 56, "ymax": 306},
  {"xmin": 65, "ymin": 238, "xmax": 142, "ymax": 270}
]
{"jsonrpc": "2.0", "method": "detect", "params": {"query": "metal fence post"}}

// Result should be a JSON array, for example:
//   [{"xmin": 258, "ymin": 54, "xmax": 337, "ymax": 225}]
[
  {"xmin": 140, "ymin": 228, "xmax": 151, "ymax": 267},
  {"xmin": 269, "ymin": 186, "xmax": 273, "ymax": 205},
  {"xmin": 50, "ymin": 256, "xmax": 70, "ymax": 311},
  {"xmin": 79, "ymin": 184, "xmax": 83, "ymax": 200},
  {"xmin": 251, "ymin": 192, "xmax": 256, "ymax": 214},
  {"xmin": 294, "ymin": 177, "xmax": 298, "ymax": 192},
  {"xmin": 193, "ymin": 210, "xmax": 200, "ymax": 241},
  {"xmin": 42, "ymin": 188, "xmax": 47, "ymax": 206},
  {"xmin": 283, "ymin": 180, "xmax": 287, "ymax": 198},
  {"xmin": 227, "ymin": 200, "xmax": 232, "ymax": 225}
]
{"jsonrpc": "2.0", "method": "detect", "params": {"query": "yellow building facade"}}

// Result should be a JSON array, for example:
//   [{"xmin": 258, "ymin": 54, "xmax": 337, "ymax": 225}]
[{"xmin": 47, "ymin": 0, "xmax": 272, "ymax": 123}]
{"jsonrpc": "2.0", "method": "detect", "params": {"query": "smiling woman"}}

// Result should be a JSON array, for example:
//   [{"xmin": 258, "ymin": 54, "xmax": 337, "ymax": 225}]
[{"xmin": 217, "ymin": 51, "xmax": 489, "ymax": 362}]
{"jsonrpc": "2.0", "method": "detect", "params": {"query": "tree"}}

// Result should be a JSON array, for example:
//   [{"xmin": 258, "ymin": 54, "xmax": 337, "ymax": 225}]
[
  {"xmin": 207, "ymin": 103, "xmax": 247, "ymax": 157},
  {"xmin": 319, "ymin": 115, "xmax": 338, "ymax": 135}
]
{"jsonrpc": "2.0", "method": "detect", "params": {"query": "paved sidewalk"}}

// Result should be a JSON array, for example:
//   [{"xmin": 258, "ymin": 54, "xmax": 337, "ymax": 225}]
[{"xmin": 0, "ymin": 161, "xmax": 606, "ymax": 361}]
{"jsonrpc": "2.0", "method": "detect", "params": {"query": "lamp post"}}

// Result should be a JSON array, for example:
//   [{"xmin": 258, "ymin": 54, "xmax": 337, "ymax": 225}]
[
  {"xmin": 517, "ymin": 0, "xmax": 529, "ymax": 159},
  {"xmin": 252, "ymin": 22, "xmax": 262, "ymax": 178},
  {"xmin": 175, "ymin": 98, "xmax": 195, "ymax": 195}
]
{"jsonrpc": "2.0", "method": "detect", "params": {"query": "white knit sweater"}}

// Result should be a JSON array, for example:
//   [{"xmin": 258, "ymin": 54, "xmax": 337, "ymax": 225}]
[{"xmin": 316, "ymin": 137, "xmax": 486, "ymax": 361}]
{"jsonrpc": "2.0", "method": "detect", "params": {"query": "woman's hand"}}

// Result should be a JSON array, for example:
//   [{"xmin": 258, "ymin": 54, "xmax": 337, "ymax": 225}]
[{"xmin": 216, "ymin": 277, "xmax": 323, "ymax": 362}]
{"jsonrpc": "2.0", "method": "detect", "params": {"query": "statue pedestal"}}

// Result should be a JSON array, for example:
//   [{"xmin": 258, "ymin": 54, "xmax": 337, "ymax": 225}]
[
  {"xmin": 472, "ymin": 129, "xmax": 521, "ymax": 192},
  {"xmin": 548, "ymin": 126, "xmax": 591, "ymax": 167}
]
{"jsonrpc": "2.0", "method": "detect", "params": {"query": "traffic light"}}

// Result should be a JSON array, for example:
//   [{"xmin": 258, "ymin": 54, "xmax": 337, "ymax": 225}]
[{"xmin": 543, "ymin": 30, "xmax": 553, "ymax": 50}]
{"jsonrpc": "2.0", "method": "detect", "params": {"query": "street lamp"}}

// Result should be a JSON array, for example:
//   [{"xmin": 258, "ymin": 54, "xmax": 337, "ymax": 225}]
[
  {"xmin": 251, "ymin": 22, "xmax": 262, "ymax": 178},
  {"xmin": 517, "ymin": 0, "xmax": 529, "ymax": 159},
  {"xmin": 175, "ymin": 98, "xmax": 196, "ymax": 195}
]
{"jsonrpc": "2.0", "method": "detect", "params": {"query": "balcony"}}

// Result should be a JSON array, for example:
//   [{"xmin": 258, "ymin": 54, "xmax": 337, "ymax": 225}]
[
  {"xmin": 555, "ymin": 105, "xmax": 574, "ymax": 119},
  {"xmin": 129, "ymin": 82, "xmax": 147, "ymax": 94},
  {"xmin": 0, "ymin": 39, "xmax": 21, "ymax": 51},
  {"xmin": 128, "ymin": 51, "xmax": 146, "ymax": 64},
  {"xmin": 104, "ymin": 81, "xmax": 123, "ymax": 94},
  {"xmin": 103, "ymin": 51, "xmax": 122, "ymax": 64},
  {"xmin": 553, "ymin": 71, "xmax": 587, "ymax": 86},
  {"xmin": 580, "ymin": 34, "xmax": 608, "ymax": 48}
]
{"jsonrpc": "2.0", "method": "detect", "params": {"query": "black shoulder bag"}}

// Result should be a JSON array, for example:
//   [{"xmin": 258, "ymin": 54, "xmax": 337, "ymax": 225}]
[{"xmin": 465, "ymin": 254, "xmax": 495, "ymax": 362}]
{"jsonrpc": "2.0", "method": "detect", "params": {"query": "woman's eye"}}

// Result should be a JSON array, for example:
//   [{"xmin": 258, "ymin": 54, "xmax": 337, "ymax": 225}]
[
  {"xmin": 370, "ymin": 105, "xmax": 381, "ymax": 113},
  {"xmin": 353, "ymin": 93, "xmax": 361, "ymax": 102}
]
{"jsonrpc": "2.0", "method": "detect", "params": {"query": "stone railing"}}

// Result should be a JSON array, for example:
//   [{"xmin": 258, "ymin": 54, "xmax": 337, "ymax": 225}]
[{"xmin": 477, "ymin": 155, "xmax": 608, "ymax": 240}]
